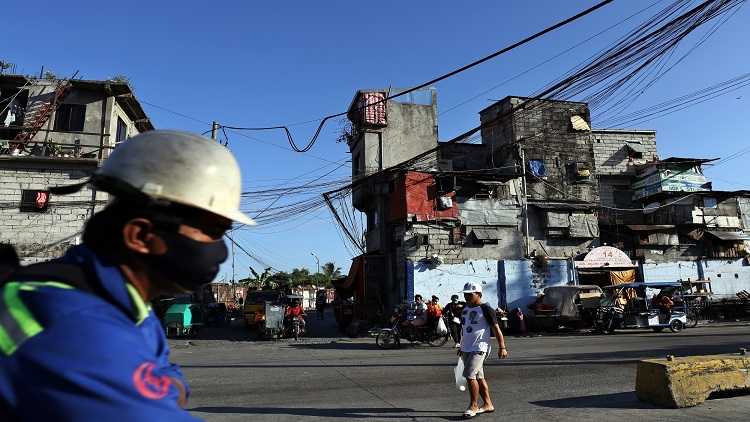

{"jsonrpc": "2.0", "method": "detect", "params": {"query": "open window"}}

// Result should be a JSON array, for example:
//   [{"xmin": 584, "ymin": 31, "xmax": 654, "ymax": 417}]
[
  {"xmin": 567, "ymin": 162, "xmax": 591, "ymax": 183},
  {"xmin": 54, "ymin": 104, "xmax": 86, "ymax": 132},
  {"xmin": 468, "ymin": 227, "xmax": 500, "ymax": 245},
  {"xmin": 624, "ymin": 140, "xmax": 646, "ymax": 160}
]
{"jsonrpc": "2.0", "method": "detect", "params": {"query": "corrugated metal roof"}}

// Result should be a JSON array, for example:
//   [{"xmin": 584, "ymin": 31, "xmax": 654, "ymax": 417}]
[
  {"xmin": 626, "ymin": 225, "xmax": 676, "ymax": 231},
  {"xmin": 471, "ymin": 228, "xmax": 501, "ymax": 240},
  {"xmin": 705, "ymin": 230, "xmax": 750, "ymax": 241}
]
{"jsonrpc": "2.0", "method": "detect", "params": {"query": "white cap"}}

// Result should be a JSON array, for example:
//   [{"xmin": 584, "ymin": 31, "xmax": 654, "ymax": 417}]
[{"xmin": 462, "ymin": 282, "xmax": 482, "ymax": 294}]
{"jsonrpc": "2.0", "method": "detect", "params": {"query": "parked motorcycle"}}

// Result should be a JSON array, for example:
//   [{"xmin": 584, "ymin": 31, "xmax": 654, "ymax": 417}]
[{"xmin": 374, "ymin": 310, "xmax": 450, "ymax": 349}]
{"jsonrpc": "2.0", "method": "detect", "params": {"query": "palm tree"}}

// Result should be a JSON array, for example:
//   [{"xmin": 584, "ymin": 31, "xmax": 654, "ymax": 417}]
[
  {"xmin": 290, "ymin": 267, "xmax": 311, "ymax": 287},
  {"xmin": 322, "ymin": 262, "xmax": 342, "ymax": 285}
]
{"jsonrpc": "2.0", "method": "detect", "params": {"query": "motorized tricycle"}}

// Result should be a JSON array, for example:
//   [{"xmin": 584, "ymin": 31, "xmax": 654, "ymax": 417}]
[
  {"xmin": 530, "ymin": 285, "xmax": 602, "ymax": 331},
  {"xmin": 595, "ymin": 281, "xmax": 688, "ymax": 334},
  {"xmin": 243, "ymin": 290, "xmax": 284, "ymax": 329},
  {"xmin": 164, "ymin": 303, "xmax": 204, "ymax": 338}
]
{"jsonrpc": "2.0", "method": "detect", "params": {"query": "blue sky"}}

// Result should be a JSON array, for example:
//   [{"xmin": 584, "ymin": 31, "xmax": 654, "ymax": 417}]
[{"xmin": 4, "ymin": 0, "xmax": 749, "ymax": 280}]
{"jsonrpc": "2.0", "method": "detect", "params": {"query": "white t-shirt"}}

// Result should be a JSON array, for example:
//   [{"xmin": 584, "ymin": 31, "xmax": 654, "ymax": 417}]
[{"xmin": 459, "ymin": 303, "xmax": 496, "ymax": 353}]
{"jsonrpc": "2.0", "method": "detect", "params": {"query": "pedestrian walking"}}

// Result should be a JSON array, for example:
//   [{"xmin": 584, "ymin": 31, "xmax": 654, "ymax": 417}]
[
  {"xmin": 0, "ymin": 130, "xmax": 255, "ymax": 421},
  {"xmin": 458, "ymin": 282, "xmax": 508, "ymax": 418},
  {"xmin": 444, "ymin": 294, "xmax": 465, "ymax": 347},
  {"xmin": 315, "ymin": 289, "xmax": 327, "ymax": 320}
]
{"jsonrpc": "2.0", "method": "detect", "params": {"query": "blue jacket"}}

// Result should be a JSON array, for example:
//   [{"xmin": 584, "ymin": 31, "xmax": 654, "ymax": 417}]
[{"xmin": 0, "ymin": 245, "xmax": 200, "ymax": 421}]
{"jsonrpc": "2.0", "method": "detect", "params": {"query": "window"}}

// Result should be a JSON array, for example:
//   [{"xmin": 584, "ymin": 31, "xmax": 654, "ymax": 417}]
[
  {"xmin": 568, "ymin": 162, "xmax": 591, "ymax": 183},
  {"xmin": 20, "ymin": 190, "xmax": 50, "ymax": 213},
  {"xmin": 54, "ymin": 104, "xmax": 86, "ymax": 132},
  {"xmin": 116, "ymin": 117, "xmax": 128, "ymax": 143},
  {"xmin": 703, "ymin": 197, "xmax": 718, "ymax": 209},
  {"xmin": 613, "ymin": 188, "xmax": 632, "ymax": 208}
]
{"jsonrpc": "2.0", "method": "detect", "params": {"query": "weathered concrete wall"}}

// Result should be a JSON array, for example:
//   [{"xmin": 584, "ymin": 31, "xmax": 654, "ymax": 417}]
[
  {"xmin": 641, "ymin": 261, "xmax": 701, "ymax": 282},
  {"xmin": 481, "ymin": 97, "xmax": 599, "ymax": 204},
  {"xmin": 526, "ymin": 205, "xmax": 599, "ymax": 258},
  {"xmin": 592, "ymin": 130, "xmax": 657, "ymax": 176},
  {"xmin": 701, "ymin": 259, "xmax": 750, "ymax": 299},
  {"xmin": 0, "ymin": 157, "xmax": 104, "ymax": 263},
  {"xmin": 380, "ymin": 100, "xmax": 437, "ymax": 170}
]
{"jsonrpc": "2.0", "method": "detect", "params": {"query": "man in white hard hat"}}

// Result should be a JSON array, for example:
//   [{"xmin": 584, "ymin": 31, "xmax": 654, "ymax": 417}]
[
  {"xmin": 459, "ymin": 281, "xmax": 508, "ymax": 418},
  {"xmin": 0, "ymin": 130, "xmax": 254, "ymax": 421}
]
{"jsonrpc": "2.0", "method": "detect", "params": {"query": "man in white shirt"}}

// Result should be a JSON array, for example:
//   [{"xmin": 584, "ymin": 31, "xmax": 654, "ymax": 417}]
[{"xmin": 459, "ymin": 282, "xmax": 508, "ymax": 418}]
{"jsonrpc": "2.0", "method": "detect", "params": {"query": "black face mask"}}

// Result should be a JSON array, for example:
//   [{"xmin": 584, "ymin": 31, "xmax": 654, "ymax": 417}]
[{"xmin": 146, "ymin": 230, "xmax": 228, "ymax": 292}]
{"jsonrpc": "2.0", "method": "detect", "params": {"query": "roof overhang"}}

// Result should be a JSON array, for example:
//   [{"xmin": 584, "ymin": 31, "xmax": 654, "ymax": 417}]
[{"xmin": 705, "ymin": 230, "xmax": 750, "ymax": 241}]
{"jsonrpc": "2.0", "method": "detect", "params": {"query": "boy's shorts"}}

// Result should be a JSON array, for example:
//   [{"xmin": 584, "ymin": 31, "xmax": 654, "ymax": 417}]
[{"xmin": 461, "ymin": 351, "xmax": 486, "ymax": 380}]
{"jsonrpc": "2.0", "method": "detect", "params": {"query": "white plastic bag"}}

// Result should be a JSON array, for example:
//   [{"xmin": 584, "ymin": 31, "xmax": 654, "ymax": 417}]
[
  {"xmin": 454, "ymin": 357, "xmax": 467, "ymax": 392},
  {"xmin": 437, "ymin": 317, "xmax": 449, "ymax": 336}
]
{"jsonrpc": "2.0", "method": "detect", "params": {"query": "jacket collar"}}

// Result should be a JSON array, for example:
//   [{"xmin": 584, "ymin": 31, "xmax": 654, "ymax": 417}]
[{"xmin": 61, "ymin": 245, "xmax": 148, "ymax": 323}]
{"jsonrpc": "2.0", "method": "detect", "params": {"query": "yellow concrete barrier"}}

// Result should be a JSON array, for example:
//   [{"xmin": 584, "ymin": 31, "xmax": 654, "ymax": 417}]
[{"xmin": 636, "ymin": 353, "xmax": 750, "ymax": 408}]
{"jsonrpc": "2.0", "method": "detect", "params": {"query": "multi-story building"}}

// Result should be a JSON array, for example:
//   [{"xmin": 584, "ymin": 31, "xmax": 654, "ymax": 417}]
[
  {"xmin": 340, "ymin": 88, "xmax": 750, "ymax": 317},
  {"xmin": 0, "ymin": 75, "xmax": 153, "ymax": 262}
]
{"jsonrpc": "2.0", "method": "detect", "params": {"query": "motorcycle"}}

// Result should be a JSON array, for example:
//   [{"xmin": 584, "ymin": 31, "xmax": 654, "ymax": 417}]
[
  {"xmin": 373, "ymin": 310, "xmax": 450, "ymax": 349},
  {"xmin": 283, "ymin": 315, "xmax": 306, "ymax": 340}
]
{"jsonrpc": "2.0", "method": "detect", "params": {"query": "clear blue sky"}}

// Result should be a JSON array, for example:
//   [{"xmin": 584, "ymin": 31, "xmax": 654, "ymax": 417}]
[{"xmin": 4, "ymin": 0, "xmax": 749, "ymax": 280}]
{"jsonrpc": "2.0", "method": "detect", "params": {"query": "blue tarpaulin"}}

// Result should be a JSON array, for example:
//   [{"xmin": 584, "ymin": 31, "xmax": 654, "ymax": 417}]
[{"xmin": 528, "ymin": 160, "xmax": 546, "ymax": 177}]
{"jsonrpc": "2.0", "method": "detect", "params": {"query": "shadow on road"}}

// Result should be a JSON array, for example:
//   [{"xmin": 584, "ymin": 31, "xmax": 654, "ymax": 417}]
[
  {"xmin": 531, "ymin": 391, "xmax": 656, "ymax": 409},
  {"xmin": 287, "ymin": 341, "xmax": 381, "ymax": 351},
  {"xmin": 190, "ymin": 406, "xmax": 460, "ymax": 419}
]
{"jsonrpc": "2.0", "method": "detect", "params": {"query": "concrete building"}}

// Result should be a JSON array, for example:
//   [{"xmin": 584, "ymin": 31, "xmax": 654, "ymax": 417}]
[
  {"xmin": 0, "ymin": 75, "xmax": 153, "ymax": 262},
  {"xmin": 339, "ymin": 90, "xmax": 750, "ymax": 319}
]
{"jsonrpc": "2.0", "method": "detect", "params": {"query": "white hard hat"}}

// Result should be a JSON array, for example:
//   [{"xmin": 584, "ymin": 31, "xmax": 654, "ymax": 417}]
[
  {"xmin": 97, "ymin": 130, "xmax": 255, "ymax": 225},
  {"xmin": 462, "ymin": 282, "xmax": 482, "ymax": 294}
]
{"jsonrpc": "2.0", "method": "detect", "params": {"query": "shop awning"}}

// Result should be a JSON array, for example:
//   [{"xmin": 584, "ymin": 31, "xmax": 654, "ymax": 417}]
[
  {"xmin": 705, "ymin": 230, "xmax": 750, "ymax": 241},
  {"xmin": 575, "ymin": 246, "xmax": 636, "ymax": 269}
]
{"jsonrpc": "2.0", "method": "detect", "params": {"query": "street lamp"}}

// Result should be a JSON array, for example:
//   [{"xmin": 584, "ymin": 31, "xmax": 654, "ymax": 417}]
[{"xmin": 311, "ymin": 252, "xmax": 320, "ymax": 291}]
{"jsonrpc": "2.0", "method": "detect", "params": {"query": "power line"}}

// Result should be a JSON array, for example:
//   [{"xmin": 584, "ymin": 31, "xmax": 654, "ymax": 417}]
[
  {"xmin": 219, "ymin": 0, "xmax": 616, "ymax": 152},
  {"xmin": 439, "ymin": 0, "xmax": 668, "ymax": 116}
]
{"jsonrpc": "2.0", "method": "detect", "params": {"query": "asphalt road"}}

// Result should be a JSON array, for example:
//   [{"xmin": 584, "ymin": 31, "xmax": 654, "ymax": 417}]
[{"xmin": 171, "ymin": 314, "xmax": 750, "ymax": 421}]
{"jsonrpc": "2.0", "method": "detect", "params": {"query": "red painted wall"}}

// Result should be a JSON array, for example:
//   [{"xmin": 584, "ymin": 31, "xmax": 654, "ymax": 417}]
[{"xmin": 389, "ymin": 171, "xmax": 458, "ymax": 223}]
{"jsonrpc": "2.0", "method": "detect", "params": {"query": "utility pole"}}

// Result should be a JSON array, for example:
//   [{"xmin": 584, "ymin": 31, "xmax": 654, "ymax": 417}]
[
  {"xmin": 210, "ymin": 121, "xmax": 219, "ymax": 141},
  {"xmin": 231, "ymin": 240, "xmax": 236, "ymax": 284},
  {"xmin": 519, "ymin": 145, "xmax": 530, "ymax": 257}
]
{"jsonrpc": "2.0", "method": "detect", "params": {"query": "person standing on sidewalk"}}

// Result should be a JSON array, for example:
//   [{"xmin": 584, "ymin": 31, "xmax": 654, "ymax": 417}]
[
  {"xmin": 444, "ymin": 294, "xmax": 465, "ymax": 348},
  {"xmin": 459, "ymin": 282, "xmax": 508, "ymax": 418}
]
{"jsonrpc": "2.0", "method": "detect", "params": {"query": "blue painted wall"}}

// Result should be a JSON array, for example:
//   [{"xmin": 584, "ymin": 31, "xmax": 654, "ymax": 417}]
[
  {"xmin": 500, "ymin": 259, "xmax": 574, "ymax": 311},
  {"xmin": 412, "ymin": 260, "xmax": 499, "ymax": 308},
  {"xmin": 411, "ymin": 259, "xmax": 575, "ymax": 311}
]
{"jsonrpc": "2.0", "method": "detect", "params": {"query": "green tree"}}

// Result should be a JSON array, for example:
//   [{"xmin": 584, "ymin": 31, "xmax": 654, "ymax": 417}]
[
  {"xmin": 242, "ymin": 266, "xmax": 274, "ymax": 290},
  {"xmin": 290, "ymin": 267, "xmax": 311, "ymax": 287},
  {"xmin": 322, "ymin": 262, "xmax": 342, "ymax": 281}
]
